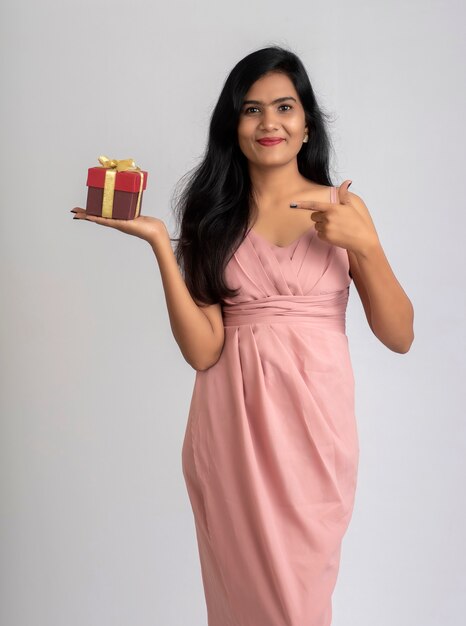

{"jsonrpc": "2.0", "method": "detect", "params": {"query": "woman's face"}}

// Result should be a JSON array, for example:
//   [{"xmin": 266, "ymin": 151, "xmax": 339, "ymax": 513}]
[{"xmin": 237, "ymin": 71, "xmax": 308, "ymax": 167}]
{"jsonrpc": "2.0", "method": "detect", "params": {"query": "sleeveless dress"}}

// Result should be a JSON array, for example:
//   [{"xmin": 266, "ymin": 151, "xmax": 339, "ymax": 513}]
[{"xmin": 182, "ymin": 185, "xmax": 360, "ymax": 626}]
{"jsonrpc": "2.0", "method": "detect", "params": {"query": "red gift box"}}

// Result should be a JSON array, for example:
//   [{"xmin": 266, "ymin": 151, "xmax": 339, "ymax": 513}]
[{"xmin": 86, "ymin": 156, "xmax": 148, "ymax": 220}]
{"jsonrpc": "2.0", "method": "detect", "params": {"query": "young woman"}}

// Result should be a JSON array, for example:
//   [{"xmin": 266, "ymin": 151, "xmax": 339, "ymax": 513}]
[{"xmin": 72, "ymin": 46, "xmax": 414, "ymax": 626}]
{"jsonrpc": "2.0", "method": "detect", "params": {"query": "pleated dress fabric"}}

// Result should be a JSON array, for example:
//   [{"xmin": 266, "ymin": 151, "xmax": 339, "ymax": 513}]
[{"xmin": 182, "ymin": 185, "xmax": 360, "ymax": 626}]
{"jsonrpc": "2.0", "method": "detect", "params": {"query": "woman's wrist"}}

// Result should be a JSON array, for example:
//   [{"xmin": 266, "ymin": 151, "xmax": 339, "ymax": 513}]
[{"xmin": 149, "ymin": 225, "xmax": 172, "ymax": 256}]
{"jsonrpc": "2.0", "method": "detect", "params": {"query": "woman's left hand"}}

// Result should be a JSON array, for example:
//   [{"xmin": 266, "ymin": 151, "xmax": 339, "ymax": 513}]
[{"xmin": 290, "ymin": 180, "xmax": 380, "ymax": 255}]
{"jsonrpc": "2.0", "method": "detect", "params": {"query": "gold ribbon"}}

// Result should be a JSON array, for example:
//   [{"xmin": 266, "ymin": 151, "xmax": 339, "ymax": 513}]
[{"xmin": 97, "ymin": 155, "xmax": 144, "ymax": 218}]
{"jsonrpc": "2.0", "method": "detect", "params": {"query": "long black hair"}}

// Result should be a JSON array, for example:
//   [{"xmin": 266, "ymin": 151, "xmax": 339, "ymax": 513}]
[{"xmin": 171, "ymin": 44, "xmax": 335, "ymax": 306}]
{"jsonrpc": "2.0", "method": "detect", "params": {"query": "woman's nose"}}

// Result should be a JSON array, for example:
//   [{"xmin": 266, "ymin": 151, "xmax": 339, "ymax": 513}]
[{"xmin": 260, "ymin": 111, "xmax": 279, "ymax": 128}]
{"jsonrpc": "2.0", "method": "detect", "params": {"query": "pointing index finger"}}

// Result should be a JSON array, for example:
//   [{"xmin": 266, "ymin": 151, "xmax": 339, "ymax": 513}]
[{"xmin": 289, "ymin": 200, "xmax": 331, "ymax": 210}]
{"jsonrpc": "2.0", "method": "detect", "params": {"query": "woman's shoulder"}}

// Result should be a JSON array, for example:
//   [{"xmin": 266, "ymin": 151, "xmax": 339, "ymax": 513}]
[{"xmin": 297, "ymin": 181, "xmax": 335, "ymax": 200}]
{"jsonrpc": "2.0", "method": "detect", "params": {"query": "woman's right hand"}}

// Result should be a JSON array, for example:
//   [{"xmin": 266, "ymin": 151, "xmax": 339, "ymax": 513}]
[{"xmin": 70, "ymin": 208, "xmax": 170, "ymax": 248}]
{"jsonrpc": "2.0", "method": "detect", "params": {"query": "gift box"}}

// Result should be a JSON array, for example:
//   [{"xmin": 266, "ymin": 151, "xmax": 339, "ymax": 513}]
[{"xmin": 86, "ymin": 155, "xmax": 148, "ymax": 220}]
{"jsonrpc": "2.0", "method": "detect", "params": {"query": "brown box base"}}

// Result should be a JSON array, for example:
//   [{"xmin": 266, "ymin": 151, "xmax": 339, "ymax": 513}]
[{"xmin": 86, "ymin": 186, "xmax": 144, "ymax": 220}]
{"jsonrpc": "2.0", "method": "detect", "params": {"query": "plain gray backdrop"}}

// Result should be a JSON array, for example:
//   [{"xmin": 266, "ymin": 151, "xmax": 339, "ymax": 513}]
[{"xmin": 1, "ymin": 0, "xmax": 465, "ymax": 625}]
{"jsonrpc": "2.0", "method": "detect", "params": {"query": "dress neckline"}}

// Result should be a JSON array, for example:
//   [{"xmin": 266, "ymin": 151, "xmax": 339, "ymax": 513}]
[{"xmin": 247, "ymin": 185, "xmax": 335, "ymax": 249}]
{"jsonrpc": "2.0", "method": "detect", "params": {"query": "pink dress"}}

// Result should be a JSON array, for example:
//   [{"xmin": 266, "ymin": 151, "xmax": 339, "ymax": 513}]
[{"xmin": 182, "ymin": 185, "xmax": 360, "ymax": 626}]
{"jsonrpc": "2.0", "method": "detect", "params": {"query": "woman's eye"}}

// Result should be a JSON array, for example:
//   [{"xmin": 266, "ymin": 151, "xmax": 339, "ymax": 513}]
[{"xmin": 244, "ymin": 104, "xmax": 292, "ymax": 114}]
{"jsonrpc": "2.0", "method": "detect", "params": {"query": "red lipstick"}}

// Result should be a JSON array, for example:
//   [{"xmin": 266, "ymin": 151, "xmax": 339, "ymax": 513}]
[{"xmin": 257, "ymin": 138, "xmax": 285, "ymax": 146}]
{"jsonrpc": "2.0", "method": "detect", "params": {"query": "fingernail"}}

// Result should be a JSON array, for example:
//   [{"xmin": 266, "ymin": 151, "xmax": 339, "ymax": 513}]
[
  {"xmin": 348, "ymin": 181, "xmax": 352, "ymax": 188},
  {"xmin": 73, "ymin": 216, "xmax": 78, "ymax": 219},
  {"xmin": 290, "ymin": 203, "xmax": 298, "ymax": 208},
  {"xmin": 70, "ymin": 209, "xmax": 77, "ymax": 213}
]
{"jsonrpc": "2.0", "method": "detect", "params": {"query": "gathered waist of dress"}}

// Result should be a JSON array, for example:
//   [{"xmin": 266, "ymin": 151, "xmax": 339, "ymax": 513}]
[{"xmin": 222, "ymin": 288, "xmax": 349, "ymax": 331}]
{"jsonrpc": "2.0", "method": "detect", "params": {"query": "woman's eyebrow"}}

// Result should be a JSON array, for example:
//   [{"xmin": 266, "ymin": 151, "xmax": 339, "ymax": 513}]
[{"xmin": 242, "ymin": 96, "xmax": 297, "ymax": 106}]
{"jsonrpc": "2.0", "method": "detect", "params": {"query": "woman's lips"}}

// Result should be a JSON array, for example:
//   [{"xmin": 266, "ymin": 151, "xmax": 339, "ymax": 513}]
[{"xmin": 257, "ymin": 138, "xmax": 285, "ymax": 146}]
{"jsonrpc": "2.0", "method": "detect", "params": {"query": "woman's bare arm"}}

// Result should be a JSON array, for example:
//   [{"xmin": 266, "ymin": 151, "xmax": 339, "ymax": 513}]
[
  {"xmin": 71, "ymin": 208, "xmax": 224, "ymax": 370},
  {"xmin": 151, "ymin": 229, "xmax": 225, "ymax": 371}
]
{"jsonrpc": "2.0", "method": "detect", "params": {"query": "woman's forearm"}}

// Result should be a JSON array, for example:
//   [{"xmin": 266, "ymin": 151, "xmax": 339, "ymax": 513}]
[
  {"xmin": 355, "ymin": 241, "xmax": 414, "ymax": 353},
  {"xmin": 150, "ymin": 231, "xmax": 219, "ymax": 370}
]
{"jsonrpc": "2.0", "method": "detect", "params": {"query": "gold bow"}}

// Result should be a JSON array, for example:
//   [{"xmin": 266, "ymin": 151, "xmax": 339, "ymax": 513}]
[{"xmin": 97, "ymin": 155, "xmax": 144, "ymax": 218}]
